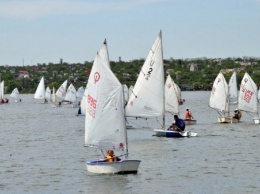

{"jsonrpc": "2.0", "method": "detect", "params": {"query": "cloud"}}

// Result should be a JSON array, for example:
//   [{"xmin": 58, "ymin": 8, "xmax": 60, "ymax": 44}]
[{"xmin": 0, "ymin": 0, "xmax": 169, "ymax": 20}]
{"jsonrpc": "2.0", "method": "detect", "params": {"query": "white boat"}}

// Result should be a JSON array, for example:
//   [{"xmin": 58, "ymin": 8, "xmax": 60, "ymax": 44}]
[
  {"xmin": 85, "ymin": 41, "xmax": 140, "ymax": 174},
  {"xmin": 56, "ymin": 79, "xmax": 67, "ymax": 102},
  {"xmin": 45, "ymin": 87, "xmax": 51, "ymax": 103},
  {"xmin": 76, "ymin": 86, "xmax": 84, "ymax": 99},
  {"xmin": 183, "ymin": 119, "xmax": 197, "ymax": 125},
  {"xmin": 159, "ymin": 74, "xmax": 197, "ymax": 135},
  {"xmin": 64, "ymin": 83, "xmax": 77, "ymax": 107},
  {"xmin": 125, "ymin": 31, "xmax": 197, "ymax": 137},
  {"xmin": 34, "ymin": 77, "xmax": 46, "ymax": 103},
  {"xmin": 0, "ymin": 80, "xmax": 9, "ymax": 103},
  {"xmin": 238, "ymin": 72, "xmax": 260, "ymax": 124},
  {"xmin": 209, "ymin": 72, "xmax": 235, "ymax": 123},
  {"xmin": 10, "ymin": 88, "xmax": 20, "ymax": 102},
  {"xmin": 228, "ymin": 71, "xmax": 238, "ymax": 104},
  {"xmin": 52, "ymin": 87, "xmax": 56, "ymax": 107}
]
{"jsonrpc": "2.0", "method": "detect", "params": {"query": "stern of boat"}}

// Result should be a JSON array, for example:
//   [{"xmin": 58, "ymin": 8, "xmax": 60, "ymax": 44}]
[{"xmin": 86, "ymin": 160, "xmax": 141, "ymax": 174}]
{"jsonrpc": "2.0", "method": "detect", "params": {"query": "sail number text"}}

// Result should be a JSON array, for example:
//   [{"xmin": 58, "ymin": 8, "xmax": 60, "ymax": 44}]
[
  {"xmin": 145, "ymin": 60, "xmax": 154, "ymax": 80},
  {"xmin": 87, "ymin": 94, "xmax": 97, "ymax": 118}
]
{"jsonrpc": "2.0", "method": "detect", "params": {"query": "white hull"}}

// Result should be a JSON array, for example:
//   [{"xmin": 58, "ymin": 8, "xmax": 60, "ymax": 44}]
[
  {"xmin": 154, "ymin": 129, "xmax": 197, "ymax": 138},
  {"xmin": 252, "ymin": 118, "xmax": 260, "ymax": 124},
  {"xmin": 183, "ymin": 119, "xmax": 197, "ymax": 125},
  {"xmin": 217, "ymin": 117, "xmax": 240, "ymax": 123},
  {"xmin": 86, "ymin": 159, "xmax": 141, "ymax": 174}
]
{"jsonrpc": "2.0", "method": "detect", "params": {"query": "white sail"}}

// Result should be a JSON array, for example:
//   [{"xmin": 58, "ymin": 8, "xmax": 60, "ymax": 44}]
[
  {"xmin": 76, "ymin": 86, "xmax": 84, "ymax": 99},
  {"xmin": 84, "ymin": 52, "xmax": 126, "ymax": 151},
  {"xmin": 123, "ymin": 84, "xmax": 129, "ymax": 103},
  {"xmin": 52, "ymin": 87, "xmax": 56, "ymax": 104},
  {"xmin": 165, "ymin": 74, "xmax": 179, "ymax": 114},
  {"xmin": 64, "ymin": 83, "xmax": 77, "ymax": 103},
  {"xmin": 0, "ymin": 81, "xmax": 4, "ymax": 100},
  {"xmin": 238, "ymin": 72, "xmax": 258, "ymax": 113},
  {"xmin": 10, "ymin": 88, "xmax": 19, "ymax": 101},
  {"xmin": 128, "ymin": 85, "xmax": 133, "ymax": 99},
  {"xmin": 56, "ymin": 80, "xmax": 67, "ymax": 100},
  {"xmin": 125, "ymin": 31, "xmax": 164, "ymax": 118},
  {"xmin": 209, "ymin": 72, "xmax": 229, "ymax": 114},
  {"xmin": 98, "ymin": 39, "xmax": 110, "ymax": 68},
  {"xmin": 257, "ymin": 87, "xmax": 260, "ymax": 101},
  {"xmin": 80, "ymin": 89, "xmax": 87, "ymax": 115},
  {"xmin": 34, "ymin": 77, "xmax": 45, "ymax": 99},
  {"xmin": 174, "ymin": 83, "xmax": 182, "ymax": 103},
  {"xmin": 228, "ymin": 71, "xmax": 238, "ymax": 100},
  {"xmin": 45, "ymin": 87, "xmax": 51, "ymax": 101}
]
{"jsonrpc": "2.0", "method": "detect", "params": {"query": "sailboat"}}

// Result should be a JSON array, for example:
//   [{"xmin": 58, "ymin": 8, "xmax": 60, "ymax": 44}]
[
  {"xmin": 45, "ymin": 87, "xmax": 51, "ymax": 103},
  {"xmin": 209, "ymin": 72, "xmax": 234, "ymax": 123},
  {"xmin": 165, "ymin": 75, "xmax": 196, "ymax": 125},
  {"xmin": 0, "ymin": 80, "xmax": 9, "ymax": 103},
  {"xmin": 228, "ymin": 71, "xmax": 238, "ymax": 104},
  {"xmin": 76, "ymin": 86, "xmax": 84, "ymax": 100},
  {"xmin": 56, "ymin": 79, "xmax": 68, "ymax": 104},
  {"xmin": 52, "ymin": 87, "xmax": 56, "ymax": 107},
  {"xmin": 64, "ymin": 83, "xmax": 77, "ymax": 107},
  {"xmin": 85, "ymin": 41, "xmax": 140, "ymax": 174},
  {"xmin": 10, "ymin": 88, "xmax": 20, "ymax": 102},
  {"xmin": 238, "ymin": 72, "xmax": 260, "ymax": 124},
  {"xmin": 125, "ymin": 31, "xmax": 197, "ymax": 137},
  {"xmin": 34, "ymin": 77, "xmax": 46, "ymax": 103}
]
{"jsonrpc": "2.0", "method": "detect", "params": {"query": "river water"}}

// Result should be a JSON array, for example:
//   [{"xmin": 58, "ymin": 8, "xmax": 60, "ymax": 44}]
[{"xmin": 1, "ymin": 91, "xmax": 259, "ymax": 194}]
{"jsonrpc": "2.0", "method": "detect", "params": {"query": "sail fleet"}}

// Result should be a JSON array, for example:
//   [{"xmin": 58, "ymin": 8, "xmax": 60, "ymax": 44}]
[{"xmin": 1, "ymin": 31, "xmax": 260, "ymax": 175}]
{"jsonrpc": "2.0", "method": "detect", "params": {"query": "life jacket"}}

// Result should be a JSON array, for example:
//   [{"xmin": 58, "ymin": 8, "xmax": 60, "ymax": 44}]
[
  {"xmin": 105, "ymin": 155, "xmax": 113, "ymax": 162},
  {"xmin": 105, "ymin": 155, "xmax": 117, "ymax": 162},
  {"xmin": 185, "ymin": 111, "xmax": 191, "ymax": 119}
]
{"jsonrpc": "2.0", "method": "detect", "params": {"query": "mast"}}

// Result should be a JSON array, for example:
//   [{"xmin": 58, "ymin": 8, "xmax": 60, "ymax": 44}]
[
  {"xmin": 160, "ymin": 30, "xmax": 165, "ymax": 130},
  {"xmin": 122, "ymin": 84, "xmax": 128, "ymax": 160}
]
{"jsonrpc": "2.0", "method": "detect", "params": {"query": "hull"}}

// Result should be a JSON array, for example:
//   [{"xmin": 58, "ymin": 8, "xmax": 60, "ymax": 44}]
[
  {"xmin": 154, "ymin": 129, "xmax": 197, "ymax": 138},
  {"xmin": 252, "ymin": 118, "xmax": 260, "ymax": 124},
  {"xmin": 218, "ymin": 117, "xmax": 240, "ymax": 123},
  {"xmin": 86, "ymin": 159, "xmax": 141, "ymax": 174},
  {"xmin": 183, "ymin": 119, "xmax": 197, "ymax": 125}
]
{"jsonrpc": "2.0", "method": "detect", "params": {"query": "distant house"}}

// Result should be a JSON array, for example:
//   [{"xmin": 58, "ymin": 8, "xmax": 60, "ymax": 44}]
[
  {"xmin": 10, "ymin": 68, "xmax": 16, "ymax": 74},
  {"xmin": 19, "ymin": 71, "xmax": 29, "ymax": 78},
  {"xmin": 31, "ymin": 66, "xmax": 39, "ymax": 72},
  {"xmin": 220, "ymin": 68, "xmax": 235, "ymax": 74},
  {"xmin": 190, "ymin": 63, "xmax": 198, "ymax": 71}
]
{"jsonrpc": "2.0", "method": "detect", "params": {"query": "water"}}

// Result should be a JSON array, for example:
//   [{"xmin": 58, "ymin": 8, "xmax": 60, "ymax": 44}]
[{"xmin": 1, "ymin": 91, "xmax": 259, "ymax": 194}]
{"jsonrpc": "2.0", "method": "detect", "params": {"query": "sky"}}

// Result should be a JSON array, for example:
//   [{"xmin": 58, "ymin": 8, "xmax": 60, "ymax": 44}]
[{"xmin": 0, "ymin": 0, "xmax": 260, "ymax": 66}]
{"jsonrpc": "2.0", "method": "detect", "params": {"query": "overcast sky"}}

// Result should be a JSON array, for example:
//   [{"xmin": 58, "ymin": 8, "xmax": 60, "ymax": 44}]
[{"xmin": 1, "ymin": 0, "xmax": 260, "ymax": 66}]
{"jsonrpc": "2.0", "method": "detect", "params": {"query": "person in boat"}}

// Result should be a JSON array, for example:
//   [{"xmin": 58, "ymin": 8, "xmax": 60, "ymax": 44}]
[
  {"xmin": 185, "ymin": 108, "xmax": 194, "ymax": 120},
  {"xmin": 168, "ymin": 115, "xmax": 185, "ymax": 132},
  {"xmin": 105, "ymin": 150, "xmax": 119, "ymax": 162},
  {"xmin": 233, "ymin": 109, "xmax": 242, "ymax": 121}
]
